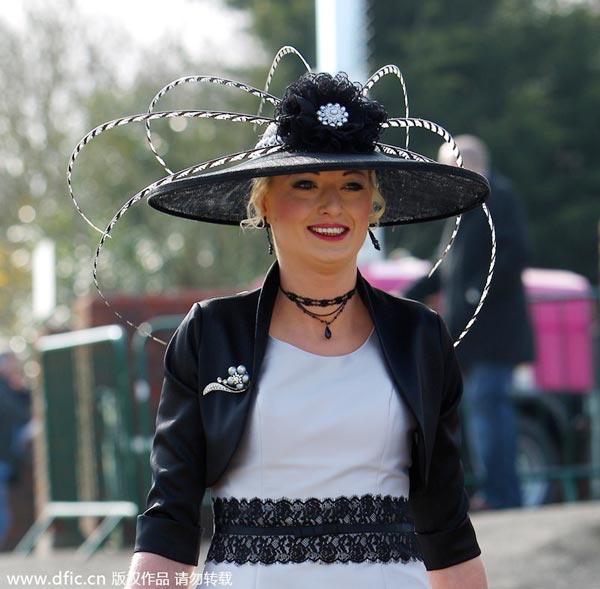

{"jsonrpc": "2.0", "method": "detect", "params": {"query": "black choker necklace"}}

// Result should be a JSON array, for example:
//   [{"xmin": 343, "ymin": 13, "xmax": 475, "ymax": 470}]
[{"xmin": 279, "ymin": 285, "xmax": 357, "ymax": 339}]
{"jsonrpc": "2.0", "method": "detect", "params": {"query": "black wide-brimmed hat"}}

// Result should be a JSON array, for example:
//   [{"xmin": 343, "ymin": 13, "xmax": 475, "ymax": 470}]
[
  {"xmin": 143, "ymin": 67, "xmax": 489, "ymax": 226},
  {"xmin": 147, "ymin": 150, "xmax": 488, "ymax": 227},
  {"xmin": 68, "ymin": 47, "xmax": 489, "ymax": 234}
]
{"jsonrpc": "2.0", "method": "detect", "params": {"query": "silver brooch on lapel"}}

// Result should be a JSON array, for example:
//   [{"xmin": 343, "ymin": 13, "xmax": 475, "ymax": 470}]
[{"xmin": 202, "ymin": 365, "xmax": 250, "ymax": 396}]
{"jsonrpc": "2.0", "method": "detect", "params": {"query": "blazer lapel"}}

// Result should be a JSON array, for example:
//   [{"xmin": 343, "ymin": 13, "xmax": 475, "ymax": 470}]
[
  {"xmin": 357, "ymin": 273, "xmax": 426, "ymax": 438},
  {"xmin": 252, "ymin": 262, "xmax": 279, "ymax": 385},
  {"xmin": 198, "ymin": 262, "xmax": 279, "ymax": 486}
]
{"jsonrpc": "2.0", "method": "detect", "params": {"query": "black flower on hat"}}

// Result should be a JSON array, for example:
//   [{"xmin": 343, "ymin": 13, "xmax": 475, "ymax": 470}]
[{"xmin": 275, "ymin": 72, "xmax": 388, "ymax": 154}]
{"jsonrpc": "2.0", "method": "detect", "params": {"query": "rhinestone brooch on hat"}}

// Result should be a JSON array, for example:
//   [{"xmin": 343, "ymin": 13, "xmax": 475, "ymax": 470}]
[
  {"xmin": 203, "ymin": 365, "xmax": 250, "ymax": 395},
  {"xmin": 316, "ymin": 102, "xmax": 349, "ymax": 128}
]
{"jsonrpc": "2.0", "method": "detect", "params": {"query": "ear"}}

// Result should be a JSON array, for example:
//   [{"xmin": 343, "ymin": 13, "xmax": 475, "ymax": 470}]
[
  {"xmin": 368, "ymin": 198, "xmax": 379, "ymax": 225},
  {"xmin": 260, "ymin": 192, "xmax": 269, "ymax": 219},
  {"xmin": 257, "ymin": 177, "xmax": 272, "ymax": 220}
]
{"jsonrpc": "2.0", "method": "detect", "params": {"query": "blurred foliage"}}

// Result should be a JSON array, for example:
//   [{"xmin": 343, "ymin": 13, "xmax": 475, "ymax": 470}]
[
  {"xmin": 226, "ymin": 0, "xmax": 316, "ymax": 65},
  {"xmin": 0, "ymin": 0, "xmax": 273, "ymax": 345},
  {"xmin": 227, "ymin": 0, "xmax": 600, "ymax": 282},
  {"xmin": 224, "ymin": 0, "xmax": 316, "ymax": 96}
]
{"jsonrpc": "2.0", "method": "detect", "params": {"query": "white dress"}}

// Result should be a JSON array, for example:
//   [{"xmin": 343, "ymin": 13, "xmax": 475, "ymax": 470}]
[{"xmin": 200, "ymin": 331, "xmax": 430, "ymax": 589}]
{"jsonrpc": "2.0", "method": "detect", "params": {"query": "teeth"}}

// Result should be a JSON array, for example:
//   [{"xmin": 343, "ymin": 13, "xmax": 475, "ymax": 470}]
[{"xmin": 311, "ymin": 227, "xmax": 346, "ymax": 236}]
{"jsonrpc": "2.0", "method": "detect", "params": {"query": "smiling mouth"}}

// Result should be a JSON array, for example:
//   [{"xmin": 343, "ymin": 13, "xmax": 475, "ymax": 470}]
[{"xmin": 308, "ymin": 226, "xmax": 349, "ymax": 237}]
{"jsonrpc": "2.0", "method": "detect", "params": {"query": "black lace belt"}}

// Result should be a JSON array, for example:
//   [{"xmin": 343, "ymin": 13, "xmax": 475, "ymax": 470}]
[{"xmin": 207, "ymin": 494, "xmax": 423, "ymax": 565}]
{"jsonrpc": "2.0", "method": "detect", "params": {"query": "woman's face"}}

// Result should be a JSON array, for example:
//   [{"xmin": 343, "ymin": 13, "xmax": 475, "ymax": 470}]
[{"xmin": 262, "ymin": 170, "xmax": 373, "ymax": 270}]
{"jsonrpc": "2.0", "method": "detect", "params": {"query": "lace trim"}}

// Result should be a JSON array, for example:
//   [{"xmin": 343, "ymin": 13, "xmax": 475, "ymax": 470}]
[
  {"xmin": 207, "ymin": 530, "xmax": 421, "ymax": 565},
  {"xmin": 207, "ymin": 494, "xmax": 423, "ymax": 565},
  {"xmin": 212, "ymin": 494, "xmax": 413, "ymax": 527}
]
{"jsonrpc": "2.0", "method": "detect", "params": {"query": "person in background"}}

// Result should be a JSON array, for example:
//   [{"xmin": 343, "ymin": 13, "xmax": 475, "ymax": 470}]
[
  {"xmin": 0, "ymin": 351, "xmax": 32, "ymax": 548},
  {"xmin": 406, "ymin": 135, "xmax": 535, "ymax": 510}
]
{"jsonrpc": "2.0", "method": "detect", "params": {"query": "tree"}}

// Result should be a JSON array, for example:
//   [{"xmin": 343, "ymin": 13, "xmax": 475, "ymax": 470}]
[
  {"xmin": 369, "ymin": 0, "xmax": 600, "ymax": 281},
  {"xmin": 224, "ymin": 0, "xmax": 600, "ymax": 281},
  {"xmin": 0, "ymin": 0, "xmax": 273, "ymax": 345},
  {"xmin": 224, "ymin": 0, "xmax": 316, "ymax": 94}
]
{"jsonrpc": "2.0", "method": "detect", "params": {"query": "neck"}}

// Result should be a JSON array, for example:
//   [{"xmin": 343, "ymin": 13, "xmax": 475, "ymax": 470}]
[
  {"xmin": 270, "ymin": 258, "xmax": 371, "ymax": 350},
  {"xmin": 277, "ymin": 257, "xmax": 358, "ymax": 300}
]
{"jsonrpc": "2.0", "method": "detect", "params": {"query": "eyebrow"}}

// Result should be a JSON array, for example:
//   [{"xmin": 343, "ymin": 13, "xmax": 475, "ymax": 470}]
[{"xmin": 297, "ymin": 170, "xmax": 366, "ymax": 176}]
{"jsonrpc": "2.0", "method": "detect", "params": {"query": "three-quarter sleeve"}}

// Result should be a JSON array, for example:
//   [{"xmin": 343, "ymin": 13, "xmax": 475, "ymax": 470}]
[
  {"xmin": 410, "ymin": 314, "xmax": 481, "ymax": 570},
  {"xmin": 134, "ymin": 303, "xmax": 207, "ymax": 565}
]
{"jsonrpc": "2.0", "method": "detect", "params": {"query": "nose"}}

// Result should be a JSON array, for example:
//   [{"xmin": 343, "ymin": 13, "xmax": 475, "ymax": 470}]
[{"xmin": 318, "ymin": 185, "xmax": 343, "ymax": 215}]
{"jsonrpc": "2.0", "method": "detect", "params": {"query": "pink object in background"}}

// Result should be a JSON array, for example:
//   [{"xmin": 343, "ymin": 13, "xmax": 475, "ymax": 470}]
[
  {"xmin": 523, "ymin": 269, "xmax": 595, "ymax": 394},
  {"xmin": 360, "ymin": 259, "xmax": 595, "ymax": 395},
  {"xmin": 359, "ymin": 256, "xmax": 432, "ymax": 294}
]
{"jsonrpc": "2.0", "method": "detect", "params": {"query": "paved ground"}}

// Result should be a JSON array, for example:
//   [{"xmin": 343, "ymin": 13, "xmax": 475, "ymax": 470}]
[
  {"xmin": 473, "ymin": 501, "xmax": 600, "ymax": 588},
  {"xmin": 1, "ymin": 501, "xmax": 599, "ymax": 588}
]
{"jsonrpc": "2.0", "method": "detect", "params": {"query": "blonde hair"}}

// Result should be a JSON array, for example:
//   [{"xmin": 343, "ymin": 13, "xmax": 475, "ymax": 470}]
[{"xmin": 241, "ymin": 171, "xmax": 385, "ymax": 229}]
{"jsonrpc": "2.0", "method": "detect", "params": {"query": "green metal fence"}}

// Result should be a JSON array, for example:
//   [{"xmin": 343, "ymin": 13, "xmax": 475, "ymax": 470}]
[
  {"xmin": 38, "ymin": 325, "xmax": 135, "ymax": 504},
  {"xmin": 26, "ymin": 325, "xmax": 137, "ymax": 552}
]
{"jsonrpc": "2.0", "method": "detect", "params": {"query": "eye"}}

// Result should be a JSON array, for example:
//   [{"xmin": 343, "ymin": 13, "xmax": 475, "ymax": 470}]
[
  {"xmin": 291, "ymin": 179, "xmax": 316, "ymax": 190},
  {"xmin": 343, "ymin": 181, "xmax": 366, "ymax": 191}
]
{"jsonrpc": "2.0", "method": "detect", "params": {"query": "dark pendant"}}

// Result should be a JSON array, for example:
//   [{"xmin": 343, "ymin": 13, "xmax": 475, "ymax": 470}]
[{"xmin": 324, "ymin": 325, "xmax": 332, "ymax": 339}]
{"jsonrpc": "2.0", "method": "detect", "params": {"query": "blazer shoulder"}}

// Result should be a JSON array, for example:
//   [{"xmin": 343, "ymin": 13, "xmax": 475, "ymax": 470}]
[
  {"xmin": 367, "ymin": 283, "xmax": 448, "ymax": 355},
  {"xmin": 199, "ymin": 286, "xmax": 261, "ymax": 313},
  {"xmin": 193, "ymin": 287, "xmax": 261, "ymax": 342},
  {"xmin": 369, "ymin": 283, "xmax": 440, "ymax": 322},
  {"xmin": 172, "ymin": 287, "xmax": 260, "ymax": 341}
]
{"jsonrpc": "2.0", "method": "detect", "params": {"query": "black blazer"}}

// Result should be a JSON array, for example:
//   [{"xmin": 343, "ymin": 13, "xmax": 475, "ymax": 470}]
[{"xmin": 134, "ymin": 263, "xmax": 480, "ymax": 571}]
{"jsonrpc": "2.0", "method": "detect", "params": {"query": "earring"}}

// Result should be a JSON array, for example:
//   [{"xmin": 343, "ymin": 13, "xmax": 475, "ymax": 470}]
[
  {"xmin": 368, "ymin": 228, "xmax": 381, "ymax": 251},
  {"xmin": 265, "ymin": 222, "xmax": 274, "ymax": 255}
]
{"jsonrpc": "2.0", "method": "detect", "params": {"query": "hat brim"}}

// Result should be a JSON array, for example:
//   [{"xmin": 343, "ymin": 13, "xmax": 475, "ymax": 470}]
[{"xmin": 147, "ymin": 150, "xmax": 490, "ymax": 226}]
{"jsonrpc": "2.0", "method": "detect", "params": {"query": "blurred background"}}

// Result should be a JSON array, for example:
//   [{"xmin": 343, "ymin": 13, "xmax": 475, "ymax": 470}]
[
  {"xmin": 0, "ymin": 0, "xmax": 599, "ymax": 574},
  {"xmin": 1, "ymin": 0, "xmax": 599, "ymax": 348}
]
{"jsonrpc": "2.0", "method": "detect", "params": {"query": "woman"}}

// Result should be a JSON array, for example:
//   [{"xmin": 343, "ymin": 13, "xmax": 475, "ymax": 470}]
[{"xmin": 73, "ymin": 59, "xmax": 490, "ymax": 588}]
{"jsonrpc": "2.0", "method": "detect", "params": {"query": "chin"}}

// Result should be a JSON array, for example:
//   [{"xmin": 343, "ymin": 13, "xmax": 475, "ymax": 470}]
[{"xmin": 309, "ymin": 248, "xmax": 360, "ymax": 268}]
